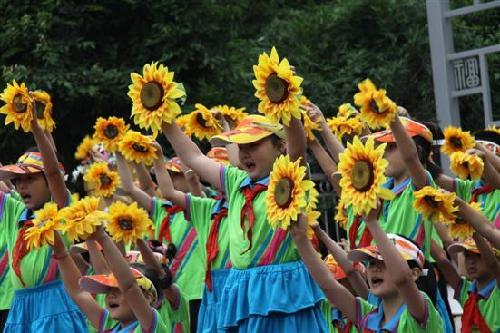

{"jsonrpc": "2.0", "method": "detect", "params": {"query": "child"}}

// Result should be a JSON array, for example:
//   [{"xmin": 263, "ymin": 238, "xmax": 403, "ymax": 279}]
[
  {"xmin": 442, "ymin": 235, "xmax": 499, "ymax": 332},
  {"xmin": 53, "ymin": 227, "xmax": 167, "ymax": 332},
  {"xmin": 0, "ymin": 112, "xmax": 87, "ymax": 332},
  {"xmin": 291, "ymin": 209, "xmax": 444, "ymax": 332},
  {"xmin": 161, "ymin": 114, "xmax": 328, "ymax": 331},
  {"xmin": 151, "ymin": 144, "xmax": 231, "ymax": 333}
]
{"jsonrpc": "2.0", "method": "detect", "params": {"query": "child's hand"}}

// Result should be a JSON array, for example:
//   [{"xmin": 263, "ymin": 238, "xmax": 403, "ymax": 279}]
[
  {"xmin": 151, "ymin": 141, "xmax": 163, "ymax": 160},
  {"xmin": 362, "ymin": 201, "xmax": 382, "ymax": 224},
  {"xmin": 290, "ymin": 214, "xmax": 309, "ymax": 240},
  {"xmin": 303, "ymin": 102, "xmax": 325, "ymax": 124},
  {"xmin": 466, "ymin": 147, "xmax": 485, "ymax": 159},
  {"xmin": 88, "ymin": 225, "xmax": 107, "ymax": 242}
]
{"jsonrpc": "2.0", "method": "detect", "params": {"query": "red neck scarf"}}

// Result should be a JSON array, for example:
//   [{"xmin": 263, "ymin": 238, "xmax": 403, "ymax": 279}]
[
  {"xmin": 461, "ymin": 291, "xmax": 491, "ymax": 333},
  {"xmin": 159, "ymin": 205, "xmax": 183, "ymax": 243},
  {"xmin": 240, "ymin": 183, "xmax": 267, "ymax": 253},
  {"xmin": 13, "ymin": 219, "xmax": 34, "ymax": 287},
  {"xmin": 349, "ymin": 216, "xmax": 373, "ymax": 249},
  {"xmin": 469, "ymin": 185, "xmax": 493, "ymax": 204},
  {"xmin": 205, "ymin": 207, "xmax": 228, "ymax": 290}
]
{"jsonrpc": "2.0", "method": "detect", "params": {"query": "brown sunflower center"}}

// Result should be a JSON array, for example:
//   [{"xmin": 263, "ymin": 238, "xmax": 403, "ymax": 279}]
[
  {"xmin": 132, "ymin": 143, "xmax": 148, "ymax": 153},
  {"xmin": 450, "ymin": 136, "xmax": 463, "ymax": 149},
  {"xmin": 265, "ymin": 73, "xmax": 289, "ymax": 103},
  {"xmin": 274, "ymin": 178, "xmax": 294, "ymax": 208},
  {"xmin": 424, "ymin": 196, "xmax": 440, "ymax": 208},
  {"xmin": 369, "ymin": 99, "xmax": 384, "ymax": 114},
  {"xmin": 118, "ymin": 217, "xmax": 133, "ymax": 230},
  {"xmin": 351, "ymin": 160, "xmax": 374, "ymax": 191},
  {"xmin": 104, "ymin": 124, "xmax": 119, "ymax": 139},
  {"xmin": 196, "ymin": 113, "xmax": 209, "ymax": 128},
  {"xmin": 141, "ymin": 82, "xmax": 164, "ymax": 111},
  {"xmin": 13, "ymin": 94, "xmax": 27, "ymax": 113},
  {"xmin": 35, "ymin": 101, "xmax": 46, "ymax": 119},
  {"xmin": 100, "ymin": 173, "xmax": 112, "ymax": 186}
]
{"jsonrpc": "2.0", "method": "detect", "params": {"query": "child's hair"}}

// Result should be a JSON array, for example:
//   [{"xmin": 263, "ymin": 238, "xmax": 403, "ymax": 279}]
[
  {"xmin": 415, "ymin": 121, "xmax": 444, "ymax": 180},
  {"xmin": 268, "ymin": 134, "xmax": 284, "ymax": 148},
  {"xmin": 129, "ymin": 262, "xmax": 161, "ymax": 300}
]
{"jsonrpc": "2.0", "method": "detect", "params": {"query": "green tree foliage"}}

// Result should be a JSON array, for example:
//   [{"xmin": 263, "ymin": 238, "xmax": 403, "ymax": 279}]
[{"xmin": 0, "ymin": 0, "xmax": 497, "ymax": 171}]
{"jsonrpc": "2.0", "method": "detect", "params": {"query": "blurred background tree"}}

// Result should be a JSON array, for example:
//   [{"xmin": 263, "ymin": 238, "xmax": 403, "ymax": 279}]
[{"xmin": 0, "ymin": 0, "xmax": 498, "ymax": 172}]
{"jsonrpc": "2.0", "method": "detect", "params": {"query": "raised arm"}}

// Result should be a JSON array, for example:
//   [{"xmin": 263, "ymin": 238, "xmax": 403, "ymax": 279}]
[
  {"xmin": 313, "ymin": 224, "xmax": 368, "ymax": 298},
  {"xmin": 469, "ymin": 145, "xmax": 500, "ymax": 189},
  {"xmin": 133, "ymin": 163, "xmax": 156, "ymax": 197},
  {"xmin": 53, "ymin": 231, "xmax": 102, "ymax": 328},
  {"xmin": 152, "ymin": 144, "xmax": 186, "ymax": 208},
  {"xmin": 389, "ymin": 112, "xmax": 427, "ymax": 189},
  {"xmin": 305, "ymin": 102, "xmax": 344, "ymax": 163},
  {"xmin": 115, "ymin": 152, "xmax": 152, "ymax": 211},
  {"xmin": 93, "ymin": 228, "xmax": 155, "ymax": 331},
  {"xmin": 136, "ymin": 239, "xmax": 180, "ymax": 308},
  {"xmin": 431, "ymin": 240, "xmax": 461, "ymax": 290},
  {"xmin": 30, "ymin": 109, "xmax": 68, "ymax": 208},
  {"xmin": 473, "ymin": 233, "xmax": 500, "ymax": 284},
  {"xmin": 308, "ymin": 140, "xmax": 341, "ymax": 195},
  {"xmin": 290, "ymin": 215, "xmax": 357, "ymax": 321},
  {"xmin": 161, "ymin": 122, "xmax": 222, "ymax": 191},
  {"xmin": 456, "ymin": 198, "xmax": 500, "ymax": 249},
  {"xmin": 285, "ymin": 117, "xmax": 307, "ymax": 165},
  {"xmin": 86, "ymin": 239, "xmax": 110, "ymax": 275},
  {"xmin": 364, "ymin": 206, "xmax": 427, "ymax": 323}
]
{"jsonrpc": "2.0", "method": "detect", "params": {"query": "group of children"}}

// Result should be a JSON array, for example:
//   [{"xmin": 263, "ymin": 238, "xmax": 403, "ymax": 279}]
[{"xmin": 0, "ymin": 53, "xmax": 498, "ymax": 333}]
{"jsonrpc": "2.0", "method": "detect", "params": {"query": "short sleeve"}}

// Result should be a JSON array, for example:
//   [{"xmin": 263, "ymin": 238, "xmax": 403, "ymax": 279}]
[
  {"xmin": 145, "ymin": 309, "xmax": 167, "ymax": 333},
  {"xmin": 188, "ymin": 195, "xmax": 216, "ymax": 240},
  {"xmin": 223, "ymin": 165, "xmax": 248, "ymax": 202},
  {"xmin": 402, "ymin": 293, "xmax": 443, "ymax": 332},
  {"xmin": 355, "ymin": 297, "xmax": 375, "ymax": 327},
  {"xmin": 0, "ymin": 192, "xmax": 26, "ymax": 244}
]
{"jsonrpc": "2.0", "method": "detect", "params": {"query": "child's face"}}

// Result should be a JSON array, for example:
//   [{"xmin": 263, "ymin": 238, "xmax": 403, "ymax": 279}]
[
  {"xmin": 238, "ymin": 137, "xmax": 284, "ymax": 180},
  {"xmin": 105, "ymin": 288, "xmax": 136, "ymax": 323},
  {"xmin": 366, "ymin": 259, "xmax": 398, "ymax": 298},
  {"xmin": 12, "ymin": 172, "xmax": 51, "ymax": 210},
  {"xmin": 383, "ymin": 143, "xmax": 406, "ymax": 179},
  {"xmin": 464, "ymin": 251, "xmax": 491, "ymax": 281}
]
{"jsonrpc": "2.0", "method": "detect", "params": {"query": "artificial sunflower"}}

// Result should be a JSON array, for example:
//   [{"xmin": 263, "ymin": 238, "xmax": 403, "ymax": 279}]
[
  {"xmin": 449, "ymin": 202, "xmax": 480, "ymax": 240},
  {"xmin": 58, "ymin": 196, "xmax": 108, "ymax": 242},
  {"xmin": 266, "ymin": 155, "xmax": 315, "ymax": 230},
  {"xmin": 337, "ymin": 102, "xmax": 358, "ymax": 118},
  {"xmin": 176, "ymin": 114, "xmax": 190, "ymax": 132},
  {"xmin": 441, "ymin": 126, "xmax": 475, "ymax": 155},
  {"xmin": 75, "ymin": 135, "xmax": 95, "ymax": 161},
  {"xmin": 301, "ymin": 110, "xmax": 321, "ymax": 141},
  {"xmin": 93, "ymin": 116, "xmax": 129, "ymax": 152},
  {"xmin": 128, "ymin": 62, "xmax": 186, "ymax": 138},
  {"xmin": 338, "ymin": 136, "xmax": 394, "ymax": 216},
  {"xmin": 252, "ymin": 47, "xmax": 303, "ymax": 125},
  {"xmin": 335, "ymin": 197, "xmax": 348, "ymax": 230},
  {"xmin": 119, "ymin": 131, "xmax": 157, "ymax": 165},
  {"xmin": 106, "ymin": 201, "xmax": 153, "ymax": 244},
  {"xmin": 413, "ymin": 186, "xmax": 458, "ymax": 225},
  {"xmin": 486, "ymin": 125, "xmax": 500, "ymax": 134},
  {"xmin": 449, "ymin": 151, "xmax": 484, "ymax": 180},
  {"xmin": 185, "ymin": 103, "xmax": 223, "ymax": 140},
  {"xmin": 83, "ymin": 162, "xmax": 121, "ymax": 198},
  {"xmin": 0, "ymin": 80, "xmax": 33, "ymax": 132},
  {"xmin": 32, "ymin": 91, "xmax": 55, "ymax": 132},
  {"xmin": 24, "ymin": 202, "xmax": 62, "ymax": 249},
  {"xmin": 213, "ymin": 104, "xmax": 247, "ymax": 124},
  {"xmin": 327, "ymin": 115, "xmax": 365, "ymax": 140},
  {"xmin": 353, "ymin": 79, "xmax": 397, "ymax": 130}
]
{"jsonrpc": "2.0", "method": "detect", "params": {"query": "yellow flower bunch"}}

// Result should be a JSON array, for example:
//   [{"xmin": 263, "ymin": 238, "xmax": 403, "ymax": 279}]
[
  {"xmin": 353, "ymin": 79, "xmax": 397, "ymax": 129},
  {"xmin": 413, "ymin": 187, "xmax": 458, "ymax": 225},
  {"xmin": 24, "ymin": 202, "xmax": 62, "ymax": 249},
  {"xmin": 449, "ymin": 151, "xmax": 484, "ymax": 180},
  {"xmin": 93, "ymin": 116, "xmax": 129, "ymax": 152},
  {"xmin": 441, "ymin": 126, "xmax": 475, "ymax": 155}
]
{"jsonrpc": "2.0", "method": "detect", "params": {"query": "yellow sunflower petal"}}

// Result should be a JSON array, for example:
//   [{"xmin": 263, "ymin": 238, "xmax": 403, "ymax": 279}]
[
  {"xmin": 93, "ymin": 116, "xmax": 129, "ymax": 152},
  {"xmin": 441, "ymin": 126, "xmax": 475, "ymax": 155},
  {"xmin": 353, "ymin": 79, "xmax": 397, "ymax": 130},
  {"xmin": 83, "ymin": 162, "xmax": 121, "ymax": 198},
  {"xmin": 119, "ymin": 131, "xmax": 157, "ymax": 165}
]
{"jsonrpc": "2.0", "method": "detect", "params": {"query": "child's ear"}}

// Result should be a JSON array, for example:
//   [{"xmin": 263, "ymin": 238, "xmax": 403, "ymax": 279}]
[
  {"xmin": 410, "ymin": 267, "xmax": 422, "ymax": 282},
  {"xmin": 279, "ymin": 140, "xmax": 287, "ymax": 155}
]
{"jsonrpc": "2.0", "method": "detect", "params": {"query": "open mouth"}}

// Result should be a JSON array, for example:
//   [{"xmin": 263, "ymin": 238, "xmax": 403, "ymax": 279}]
[
  {"xmin": 370, "ymin": 277, "xmax": 384, "ymax": 288},
  {"xmin": 20, "ymin": 193, "xmax": 31, "ymax": 202},
  {"xmin": 243, "ymin": 161, "xmax": 256, "ymax": 171},
  {"xmin": 108, "ymin": 301, "xmax": 119, "ymax": 310}
]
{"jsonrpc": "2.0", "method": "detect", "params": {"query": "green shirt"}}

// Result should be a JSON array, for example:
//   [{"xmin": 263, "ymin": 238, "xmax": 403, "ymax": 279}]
[
  {"xmin": 455, "ymin": 179, "xmax": 499, "ymax": 222},
  {"xmin": 222, "ymin": 165, "xmax": 300, "ymax": 269},
  {"xmin": 158, "ymin": 287, "xmax": 191, "ymax": 333},
  {"xmin": 345, "ymin": 174, "xmax": 437, "ymax": 261},
  {"xmin": 98, "ymin": 308, "xmax": 167, "ymax": 332},
  {"xmin": 455, "ymin": 277, "xmax": 499, "ymax": 332},
  {"xmin": 356, "ymin": 293, "xmax": 443, "ymax": 332},
  {"xmin": 186, "ymin": 195, "xmax": 230, "ymax": 271},
  {"xmin": 150, "ymin": 197, "xmax": 204, "ymax": 300}
]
